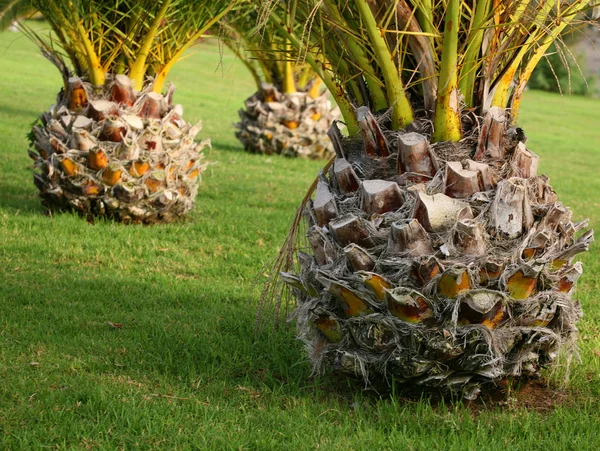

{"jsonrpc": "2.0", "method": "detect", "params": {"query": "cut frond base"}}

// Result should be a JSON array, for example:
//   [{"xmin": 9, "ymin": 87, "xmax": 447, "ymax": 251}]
[
  {"xmin": 29, "ymin": 75, "xmax": 209, "ymax": 224},
  {"xmin": 273, "ymin": 110, "xmax": 592, "ymax": 399},
  {"xmin": 235, "ymin": 83, "xmax": 339, "ymax": 160}
]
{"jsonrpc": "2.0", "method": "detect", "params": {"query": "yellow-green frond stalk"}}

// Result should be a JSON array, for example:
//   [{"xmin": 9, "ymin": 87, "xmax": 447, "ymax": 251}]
[
  {"xmin": 458, "ymin": 0, "xmax": 491, "ymax": 107},
  {"xmin": 281, "ymin": 41, "xmax": 297, "ymax": 94},
  {"xmin": 307, "ymin": 78, "xmax": 323, "ymax": 99},
  {"xmin": 509, "ymin": 0, "xmax": 591, "ymax": 121},
  {"xmin": 259, "ymin": 0, "xmax": 594, "ymax": 398},
  {"xmin": 432, "ymin": 0, "xmax": 461, "ymax": 142},
  {"xmin": 355, "ymin": 0, "xmax": 413, "ymax": 129},
  {"xmin": 128, "ymin": 0, "xmax": 172, "ymax": 91}
]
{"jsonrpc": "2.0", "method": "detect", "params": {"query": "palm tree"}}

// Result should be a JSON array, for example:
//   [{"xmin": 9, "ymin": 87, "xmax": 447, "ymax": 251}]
[
  {"xmin": 2, "ymin": 0, "xmax": 234, "ymax": 223},
  {"xmin": 222, "ymin": 4, "xmax": 339, "ymax": 159},
  {"xmin": 261, "ymin": 0, "xmax": 595, "ymax": 398}
]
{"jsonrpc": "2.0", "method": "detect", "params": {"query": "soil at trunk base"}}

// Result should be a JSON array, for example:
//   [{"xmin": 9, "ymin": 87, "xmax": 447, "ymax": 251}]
[{"xmin": 314, "ymin": 373, "xmax": 574, "ymax": 414}]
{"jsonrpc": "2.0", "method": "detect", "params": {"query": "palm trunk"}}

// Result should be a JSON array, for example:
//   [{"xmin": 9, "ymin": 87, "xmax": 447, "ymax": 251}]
[
  {"xmin": 279, "ymin": 106, "xmax": 592, "ymax": 398},
  {"xmin": 28, "ymin": 74, "xmax": 208, "ymax": 223},
  {"xmin": 235, "ymin": 83, "xmax": 340, "ymax": 159}
]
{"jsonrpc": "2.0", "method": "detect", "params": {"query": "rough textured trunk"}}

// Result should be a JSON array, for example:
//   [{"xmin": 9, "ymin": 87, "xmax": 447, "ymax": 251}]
[
  {"xmin": 28, "ymin": 74, "xmax": 208, "ymax": 224},
  {"xmin": 283, "ymin": 109, "xmax": 593, "ymax": 399},
  {"xmin": 235, "ymin": 83, "xmax": 339, "ymax": 159}
]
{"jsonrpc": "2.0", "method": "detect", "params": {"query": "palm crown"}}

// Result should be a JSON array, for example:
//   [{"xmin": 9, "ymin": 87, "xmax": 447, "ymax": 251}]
[
  {"xmin": 265, "ymin": 0, "xmax": 593, "ymax": 139},
  {"xmin": 4, "ymin": 0, "xmax": 234, "ymax": 91},
  {"xmin": 223, "ymin": 1, "xmax": 323, "ymax": 96}
]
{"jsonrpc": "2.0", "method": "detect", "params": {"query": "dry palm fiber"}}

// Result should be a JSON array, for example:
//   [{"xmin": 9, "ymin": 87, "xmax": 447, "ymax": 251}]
[
  {"xmin": 282, "ymin": 110, "xmax": 591, "ymax": 399},
  {"xmin": 259, "ymin": 0, "xmax": 596, "ymax": 398}
]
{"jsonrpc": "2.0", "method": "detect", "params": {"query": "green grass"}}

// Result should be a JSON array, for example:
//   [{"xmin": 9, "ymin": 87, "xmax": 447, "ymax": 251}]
[{"xmin": 1, "ymin": 26, "xmax": 600, "ymax": 450}]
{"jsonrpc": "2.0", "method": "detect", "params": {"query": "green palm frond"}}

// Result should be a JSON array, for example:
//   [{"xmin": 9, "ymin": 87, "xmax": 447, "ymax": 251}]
[
  {"xmin": 222, "ymin": 0, "xmax": 323, "ymax": 95},
  {"xmin": 262, "ymin": 0, "xmax": 594, "ymax": 140},
  {"xmin": 18, "ymin": 0, "xmax": 236, "ymax": 90}
]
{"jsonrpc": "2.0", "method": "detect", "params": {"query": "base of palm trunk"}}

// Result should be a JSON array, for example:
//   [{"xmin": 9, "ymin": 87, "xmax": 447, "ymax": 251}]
[
  {"xmin": 285, "ymin": 109, "xmax": 592, "ymax": 399},
  {"xmin": 29, "ymin": 74, "xmax": 208, "ymax": 224},
  {"xmin": 235, "ymin": 83, "xmax": 339, "ymax": 159}
]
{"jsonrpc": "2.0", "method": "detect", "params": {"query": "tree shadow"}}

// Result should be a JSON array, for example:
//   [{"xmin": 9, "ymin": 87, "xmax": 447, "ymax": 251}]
[
  {"xmin": 209, "ymin": 140, "xmax": 249, "ymax": 154},
  {"xmin": 5, "ymin": 257, "xmax": 583, "ymax": 412},
  {"xmin": 0, "ymin": 102, "xmax": 42, "ymax": 122},
  {"xmin": 3, "ymin": 269, "xmax": 322, "ymax": 397},
  {"xmin": 0, "ymin": 177, "xmax": 45, "ymax": 214},
  {"xmin": 128, "ymin": 289, "xmax": 317, "ymax": 395}
]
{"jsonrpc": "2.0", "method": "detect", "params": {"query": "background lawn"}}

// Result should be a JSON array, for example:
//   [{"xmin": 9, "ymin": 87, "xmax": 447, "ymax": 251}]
[{"xmin": 1, "ymin": 25, "xmax": 599, "ymax": 450}]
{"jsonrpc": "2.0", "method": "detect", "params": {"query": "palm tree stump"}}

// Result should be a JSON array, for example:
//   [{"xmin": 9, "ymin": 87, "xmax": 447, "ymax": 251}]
[
  {"xmin": 29, "ymin": 75, "xmax": 209, "ymax": 224},
  {"xmin": 284, "ymin": 111, "xmax": 593, "ymax": 398},
  {"xmin": 235, "ymin": 83, "xmax": 339, "ymax": 159}
]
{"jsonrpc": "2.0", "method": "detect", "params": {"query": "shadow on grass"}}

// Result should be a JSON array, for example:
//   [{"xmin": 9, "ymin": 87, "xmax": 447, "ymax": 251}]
[
  {"xmin": 127, "ymin": 292, "xmax": 315, "ymax": 393},
  {"xmin": 3, "ymin": 270, "xmax": 318, "ymax": 395},
  {"xmin": 4, "ymin": 268, "xmax": 591, "ymax": 414},
  {"xmin": 210, "ymin": 141, "xmax": 245, "ymax": 154},
  {"xmin": 0, "ymin": 182, "xmax": 44, "ymax": 214},
  {"xmin": 0, "ymin": 103, "xmax": 41, "ymax": 121}
]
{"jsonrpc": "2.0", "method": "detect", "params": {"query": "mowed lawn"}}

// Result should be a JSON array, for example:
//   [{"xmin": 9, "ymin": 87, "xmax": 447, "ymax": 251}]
[{"xmin": 1, "ymin": 26, "xmax": 600, "ymax": 450}]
